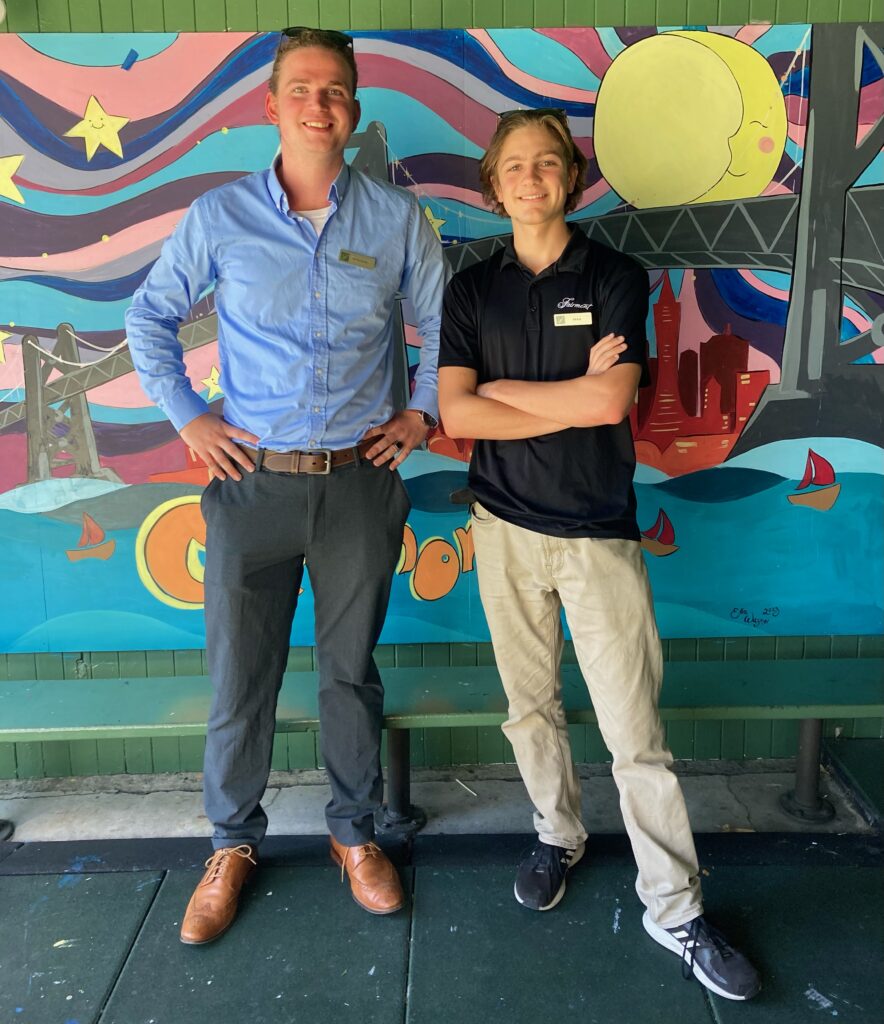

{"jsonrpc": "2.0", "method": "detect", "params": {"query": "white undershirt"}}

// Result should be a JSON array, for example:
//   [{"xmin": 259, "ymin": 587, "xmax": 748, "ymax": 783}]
[{"xmin": 296, "ymin": 205, "xmax": 331, "ymax": 236}]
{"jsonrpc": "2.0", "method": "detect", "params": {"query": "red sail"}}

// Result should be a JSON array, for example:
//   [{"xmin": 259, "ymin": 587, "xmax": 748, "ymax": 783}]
[
  {"xmin": 796, "ymin": 451, "xmax": 814, "ymax": 490},
  {"xmin": 78, "ymin": 512, "xmax": 106, "ymax": 547},
  {"xmin": 657, "ymin": 510, "xmax": 676, "ymax": 546},
  {"xmin": 641, "ymin": 510, "xmax": 664, "ymax": 540},
  {"xmin": 809, "ymin": 449, "xmax": 836, "ymax": 486},
  {"xmin": 797, "ymin": 449, "xmax": 836, "ymax": 490},
  {"xmin": 642, "ymin": 509, "xmax": 675, "ymax": 545}
]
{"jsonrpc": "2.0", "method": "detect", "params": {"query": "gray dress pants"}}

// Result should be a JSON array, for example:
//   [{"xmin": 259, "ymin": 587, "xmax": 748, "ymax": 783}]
[{"xmin": 200, "ymin": 456, "xmax": 410, "ymax": 849}]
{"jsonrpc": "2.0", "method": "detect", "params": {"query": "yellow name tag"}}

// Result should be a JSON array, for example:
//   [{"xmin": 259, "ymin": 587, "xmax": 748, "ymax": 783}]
[
  {"xmin": 339, "ymin": 249, "xmax": 377, "ymax": 270},
  {"xmin": 554, "ymin": 312, "xmax": 593, "ymax": 326}
]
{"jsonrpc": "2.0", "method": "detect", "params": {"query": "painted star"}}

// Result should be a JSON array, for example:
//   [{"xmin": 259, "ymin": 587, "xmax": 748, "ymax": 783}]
[
  {"xmin": 423, "ymin": 204, "xmax": 446, "ymax": 242},
  {"xmin": 0, "ymin": 329, "xmax": 10, "ymax": 363},
  {"xmin": 201, "ymin": 365, "xmax": 223, "ymax": 400},
  {"xmin": 0, "ymin": 155, "xmax": 25, "ymax": 204},
  {"xmin": 65, "ymin": 96, "xmax": 129, "ymax": 161}
]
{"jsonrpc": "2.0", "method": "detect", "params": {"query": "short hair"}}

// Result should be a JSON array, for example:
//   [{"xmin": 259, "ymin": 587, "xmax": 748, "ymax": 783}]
[
  {"xmin": 269, "ymin": 29, "xmax": 358, "ymax": 95},
  {"xmin": 479, "ymin": 109, "xmax": 588, "ymax": 217}
]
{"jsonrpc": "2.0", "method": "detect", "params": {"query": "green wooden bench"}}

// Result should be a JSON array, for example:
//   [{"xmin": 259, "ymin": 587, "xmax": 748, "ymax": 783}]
[{"xmin": 1, "ymin": 658, "xmax": 881, "ymax": 834}]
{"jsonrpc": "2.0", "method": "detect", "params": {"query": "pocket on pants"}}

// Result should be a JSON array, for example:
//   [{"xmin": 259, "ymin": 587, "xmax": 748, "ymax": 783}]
[{"xmin": 469, "ymin": 500, "xmax": 498, "ymax": 525}]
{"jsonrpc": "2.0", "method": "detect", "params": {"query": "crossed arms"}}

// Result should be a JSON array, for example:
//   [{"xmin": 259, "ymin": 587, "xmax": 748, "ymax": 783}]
[{"xmin": 439, "ymin": 334, "xmax": 641, "ymax": 441}]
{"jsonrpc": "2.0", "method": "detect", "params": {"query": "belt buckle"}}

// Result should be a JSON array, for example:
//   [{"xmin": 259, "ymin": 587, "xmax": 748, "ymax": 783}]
[{"xmin": 313, "ymin": 448, "xmax": 333, "ymax": 475}]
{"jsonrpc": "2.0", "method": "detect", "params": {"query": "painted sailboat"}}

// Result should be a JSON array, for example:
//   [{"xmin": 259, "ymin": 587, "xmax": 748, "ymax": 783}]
[
  {"xmin": 787, "ymin": 449, "xmax": 840, "ymax": 511},
  {"xmin": 641, "ymin": 508, "xmax": 679, "ymax": 557},
  {"xmin": 66, "ymin": 512, "xmax": 115, "ymax": 562}
]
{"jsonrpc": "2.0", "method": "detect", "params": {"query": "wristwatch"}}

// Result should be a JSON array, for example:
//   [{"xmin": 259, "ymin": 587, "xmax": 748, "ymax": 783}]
[{"xmin": 416, "ymin": 409, "xmax": 438, "ymax": 428}]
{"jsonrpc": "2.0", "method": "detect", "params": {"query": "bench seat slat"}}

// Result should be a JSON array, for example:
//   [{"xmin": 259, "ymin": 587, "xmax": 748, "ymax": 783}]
[{"xmin": 0, "ymin": 659, "xmax": 881, "ymax": 743}]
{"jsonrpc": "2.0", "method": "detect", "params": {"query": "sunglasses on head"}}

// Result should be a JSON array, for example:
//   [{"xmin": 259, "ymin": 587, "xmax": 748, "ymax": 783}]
[
  {"xmin": 497, "ymin": 107, "xmax": 569, "ymax": 125},
  {"xmin": 281, "ymin": 26, "xmax": 354, "ymax": 49}
]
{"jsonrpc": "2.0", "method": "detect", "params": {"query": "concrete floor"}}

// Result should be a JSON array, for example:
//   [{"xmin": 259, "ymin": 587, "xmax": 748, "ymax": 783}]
[{"xmin": 0, "ymin": 759, "xmax": 869, "ymax": 842}]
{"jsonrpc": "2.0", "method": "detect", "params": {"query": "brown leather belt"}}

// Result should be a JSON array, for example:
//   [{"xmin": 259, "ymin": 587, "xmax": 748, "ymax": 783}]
[{"xmin": 241, "ymin": 438, "xmax": 376, "ymax": 475}]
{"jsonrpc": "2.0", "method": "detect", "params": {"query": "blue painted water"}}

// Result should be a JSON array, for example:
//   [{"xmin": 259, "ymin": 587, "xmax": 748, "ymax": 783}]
[{"xmin": 1, "ymin": 452, "xmax": 880, "ymax": 651}]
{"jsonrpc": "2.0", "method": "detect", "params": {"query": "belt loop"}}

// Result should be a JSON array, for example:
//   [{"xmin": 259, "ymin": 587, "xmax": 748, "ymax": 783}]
[{"xmin": 254, "ymin": 448, "xmax": 265, "ymax": 472}]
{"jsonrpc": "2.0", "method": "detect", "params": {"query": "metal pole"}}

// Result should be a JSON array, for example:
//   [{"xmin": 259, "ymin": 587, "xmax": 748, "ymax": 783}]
[
  {"xmin": 779, "ymin": 717, "xmax": 835, "ymax": 822},
  {"xmin": 374, "ymin": 728, "xmax": 427, "ymax": 837}
]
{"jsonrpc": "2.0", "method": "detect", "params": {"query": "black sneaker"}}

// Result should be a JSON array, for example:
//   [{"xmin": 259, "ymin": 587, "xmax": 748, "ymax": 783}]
[
  {"xmin": 643, "ymin": 911, "xmax": 761, "ymax": 1001},
  {"xmin": 513, "ymin": 840, "xmax": 584, "ymax": 911}
]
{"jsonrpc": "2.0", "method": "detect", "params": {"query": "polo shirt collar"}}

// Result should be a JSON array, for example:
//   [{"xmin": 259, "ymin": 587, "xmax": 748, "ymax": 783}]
[
  {"xmin": 266, "ymin": 158, "xmax": 351, "ymax": 214},
  {"xmin": 500, "ymin": 225, "xmax": 589, "ymax": 276}
]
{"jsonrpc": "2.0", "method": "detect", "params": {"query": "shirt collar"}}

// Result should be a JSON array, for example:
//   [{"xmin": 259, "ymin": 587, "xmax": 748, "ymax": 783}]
[
  {"xmin": 266, "ymin": 159, "xmax": 352, "ymax": 214},
  {"xmin": 500, "ymin": 225, "xmax": 589, "ymax": 276}
]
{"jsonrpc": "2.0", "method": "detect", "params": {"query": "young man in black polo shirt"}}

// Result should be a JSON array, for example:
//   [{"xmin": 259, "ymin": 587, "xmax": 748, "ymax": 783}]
[{"xmin": 438, "ymin": 109, "xmax": 760, "ymax": 1002}]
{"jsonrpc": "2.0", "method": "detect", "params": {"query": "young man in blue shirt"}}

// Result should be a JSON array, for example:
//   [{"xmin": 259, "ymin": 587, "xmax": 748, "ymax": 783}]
[
  {"xmin": 438, "ymin": 109, "xmax": 760, "ymax": 1001},
  {"xmin": 126, "ymin": 28, "xmax": 446, "ymax": 942}
]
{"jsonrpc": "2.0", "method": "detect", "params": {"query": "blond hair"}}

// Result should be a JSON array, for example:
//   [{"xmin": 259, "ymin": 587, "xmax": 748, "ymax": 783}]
[{"xmin": 479, "ymin": 110, "xmax": 587, "ymax": 216}]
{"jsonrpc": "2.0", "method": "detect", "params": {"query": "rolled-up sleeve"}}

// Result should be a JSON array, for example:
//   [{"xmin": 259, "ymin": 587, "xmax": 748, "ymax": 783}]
[
  {"xmin": 398, "ymin": 197, "xmax": 450, "ymax": 422},
  {"xmin": 125, "ymin": 199, "xmax": 217, "ymax": 432}
]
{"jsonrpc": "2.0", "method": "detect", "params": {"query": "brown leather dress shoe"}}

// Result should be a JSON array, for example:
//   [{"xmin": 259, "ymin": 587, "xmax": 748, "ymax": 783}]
[
  {"xmin": 180, "ymin": 844, "xmax": 257, "ymax": 945},
  {"xmin": 329, "ymin": 835, "xmax": 405, "ymax": 915}
]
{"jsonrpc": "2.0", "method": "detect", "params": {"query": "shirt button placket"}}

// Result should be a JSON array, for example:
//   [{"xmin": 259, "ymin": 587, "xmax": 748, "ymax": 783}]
[{"xmin": 310, "ymin": 237, "xmax": 329, "ymax": 443}]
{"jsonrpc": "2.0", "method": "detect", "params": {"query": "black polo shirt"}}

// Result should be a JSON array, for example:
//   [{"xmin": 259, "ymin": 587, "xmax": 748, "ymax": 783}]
[{"xmin": 438, "ymin": 228, "xmax": 650, "ymax": 539}]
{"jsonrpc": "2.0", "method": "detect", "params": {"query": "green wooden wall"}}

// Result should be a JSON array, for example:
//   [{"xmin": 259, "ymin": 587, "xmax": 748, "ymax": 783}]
[
  {"xmin": 0, "ymin": 0, "xmax": 882, "ymax": 33},
  {"xmin": 2, "ymin": 636, "xmax": 881, "ymax": 779},
  {"xmin": 0, "ymin": 0, "xmax": 880, "ymax": 778}
]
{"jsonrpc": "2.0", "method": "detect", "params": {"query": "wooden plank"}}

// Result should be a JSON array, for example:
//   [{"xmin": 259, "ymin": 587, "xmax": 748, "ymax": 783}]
[
  {"xmin": 351, "ymin": 0, "xmax": 382, "ymax": 29},
  {"xmin": 194, "ymin": 0, "xmax": 228, "ymax": 30},
  {"xmin": 286, "ymin": 731, "xmax": 316, "ymax": 769},
  {"xmin": 450, "ymin": 726, "xmax": 479, "ymax": 764},
  {"xmin": 424, "ymin": 729, "xmax": 452, "ymax": 765},
  {"xmin": 257, "ymin": 0, "xmax": 289, "ymax": 31},
  {"xmin": 41, "ymin": 741, "xmax": 72, "ymax": 778},
  {"xmin": 287, "ymin": 0, "xmax": 321, "ymax": 29},
  {"xmin": 504, "ymin": 0, "xmax": 535, "ymax": 26},
  {"xmin": 443, "ymin": 0, "xmax": 474, "ymax": 27},
  {"xmin": 14, "ymin": 743, "xmax": 43, "ymax": 779},
  {"xmin": 100, "ymin": 0, "xmax": 134, "ymax": 31},
  {"xmin": 622, "ymin": 0, "xmax": 655, "ymax": 22},
  {"xmin": 665, "ymin": 720, "xmax": 694, "ymax": 759},
  {"xmin": 474, "ymin": 0, "xmax": 505, "ymax": 28},
  {"xmin": 225, "ymin": 0, "xmax": 258, "ymax": 29},
  {"xmin": 412, "ymin": 0, "xmax": 443, "ymax": 28},
  {"xmin": 318, "ymin": 0, "xmax": 351, "ymax": 29},
  {"xmin": 693, "ymin": 720, "xmax": 722, "ymax": 759},
  {"xmin": 0, "ymin": 744, "xmax": 16, "ymax": 779},
  {"xmin": 653, "ymin": 0, "xmax": 687, "ymax": 23},
  {"xmin": 585, "ymin": 724, "xmax": 611, "ymax": 761},
  {"xmin": 124, "ymin": 738, "xmax": 154, "ymax": 773},
  {"xmin": 7, "ymin": 1, "xmax": 42, "ymax": 31},
  {"xmin": 132, "ymin": 0, "xmax": 166, "ymax": 31},
  {"xmin": 68, "ymin": 739, "xmax": 100, "ymax": 776},
  {"xmin": 97, "ymin": 739, "xmax": 126, "ymax": 775},
  {"xmin": 163, "ymin": 0, "xmax": 196, "ymax": 31},
  {"xmin": 150, "ymin": 736, "xmax": 181, "ymax": 773},
  {"xmin": 1, "ymin": 660, "xmax": 882, "ymax": 741}
]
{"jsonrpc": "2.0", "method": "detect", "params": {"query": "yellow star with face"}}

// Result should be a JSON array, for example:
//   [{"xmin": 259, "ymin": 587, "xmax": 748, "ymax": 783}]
[
  {"xmin": 0, "ymin": 329, "xmax": 10, "ymax": 363},
  {"xmin": 423, "ymin": 204, "xmax": 446, "ymax": 241},
  {"xmin": 201, "ymin": 365, "xmax": 223, "ymax": 400},
  {"xmin": 65, "ymin": 96, "xmax": 129, "ymax": 161},
  {"xmin": 0, "ymin": 156, "xmax": 25, "ymax": 204}
]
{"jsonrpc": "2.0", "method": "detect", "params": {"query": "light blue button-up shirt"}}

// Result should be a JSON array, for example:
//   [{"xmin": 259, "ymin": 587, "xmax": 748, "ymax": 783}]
[{"xmin": 126, "ymin": 162, "xmax": 447, "ymax": 450}]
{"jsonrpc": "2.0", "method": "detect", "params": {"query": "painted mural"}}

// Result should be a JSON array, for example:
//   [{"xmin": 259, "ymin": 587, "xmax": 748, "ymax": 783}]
[{"xmin": 0, "ymin": 25, "xmax": 881, "ymax": 652}]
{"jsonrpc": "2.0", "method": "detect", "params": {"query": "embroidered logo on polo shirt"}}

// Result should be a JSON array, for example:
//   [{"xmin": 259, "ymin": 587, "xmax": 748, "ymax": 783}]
[{"xmin": 557, "ymin": 297, "xmax": 592, "ymax": 310}]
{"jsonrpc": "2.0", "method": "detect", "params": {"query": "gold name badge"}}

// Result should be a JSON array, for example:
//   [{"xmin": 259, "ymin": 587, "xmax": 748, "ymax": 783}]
[
  {"xmin": 339, "ymin": 249, "xmax": 377, "ymax": 270},
  {"xmin": 554, "ymin": 312, "xmax": 593, "ymax": 326}
]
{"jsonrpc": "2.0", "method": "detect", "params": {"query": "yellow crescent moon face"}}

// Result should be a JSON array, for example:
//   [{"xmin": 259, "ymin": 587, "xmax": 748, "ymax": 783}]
[
  {"xmin": 672, "ymin": 31, "xmax": 788, "ymax": 203},
  {"xmin": 594, "ymin": 32, "xmax": 787, "ymax": 209}
]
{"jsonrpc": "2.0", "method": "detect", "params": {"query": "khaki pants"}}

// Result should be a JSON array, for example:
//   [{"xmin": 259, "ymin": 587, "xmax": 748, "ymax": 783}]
[{"xmin": 471, "ymin": 502, "xmax": 703, "ymax": 928}]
